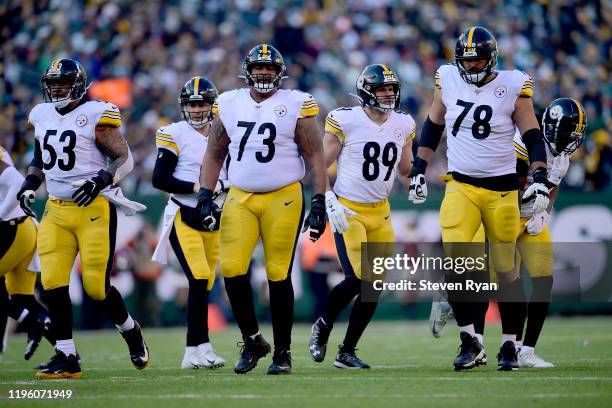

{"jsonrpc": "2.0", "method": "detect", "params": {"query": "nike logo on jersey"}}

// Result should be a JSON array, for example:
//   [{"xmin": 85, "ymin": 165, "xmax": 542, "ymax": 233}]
[
  {"xmin": 90, "ymin": 216, "xmax": 100, "ymax": 221},
  {"xmin": 284, "ymin": 200, "xmax": 294, "ymax": 206},
  {"xmin": 501, "ymin": 192, "xmax": 510, "ymax": 197}
]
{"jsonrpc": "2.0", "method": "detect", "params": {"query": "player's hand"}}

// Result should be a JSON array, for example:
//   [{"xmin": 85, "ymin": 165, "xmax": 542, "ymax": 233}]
[
  {"xmin": 408, "ymin": 157, "xmax": 428, "ymax": 204},
  {"xmin": 325, "ymin": 191, "xmax": 356, "ymax": 234},
  {"xmin": 17, "ymin": 188, "xmax": 36, "ymax": 217},
  {"xmin": 302, "ymin": 193, "xmax": 326, "ymax": 242},
  {"xmin": 72, "ymin": 170, "xmax": 113, "ymax": 207},
  {"xmin": 526, "ymin": 210, "xmax": 549, "ymax": 235},
  {"xmin": 197, "ymin": 187, "xmax": 219, "ymax": 231},
  {"xmin": 548, "ymin": 154, "xmax": 570, "ymax": 186},
  {"xmin": 522, "ymin": 167, "xmax": 550, "ymax": 212}
]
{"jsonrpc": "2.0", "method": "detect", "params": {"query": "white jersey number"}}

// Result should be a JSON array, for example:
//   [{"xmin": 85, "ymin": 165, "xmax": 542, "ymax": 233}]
[{"xmin": 452, "ymin": 99, "xmax": 493, "ymax": 139}]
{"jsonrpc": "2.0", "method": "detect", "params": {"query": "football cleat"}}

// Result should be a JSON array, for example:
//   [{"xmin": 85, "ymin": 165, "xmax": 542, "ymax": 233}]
[
  {"xmin": 35, "ymin": 350, "xmax": 81, "ymax": 379},
  {"xmin": 518, "ymin": 349, "xmax": 554, "ymax": 368},
  {"xmin": 35, "ymin": 352, "xmax": 81, "ymax": 370},
  {"xmin": 267, "ymin": 348, "xmax": 292, "ymax": 375},
  {"xmin": 429, "ymin": 301, "xmax": 454, "ymax": 338},
  {"xmin": 198, "ymin": 342, "xmax": 225, "ymax": 369},
  {"xmin": 309, "ymin": 317, "xmax": 331, "ymax": 363},
  {"xmin": 23, "ymin": 314, "xmax": 46, "ymax": 360},
  {"xmin": 476, "ymin": 351, "xmax": 487, "ymax": 366},
  {"xmin": 181, "ymin": 346, "xmax": 200, "ymax": 369},
  {"xmin": 333, "ymin": 346, "xmax": 370, "ymax": 369},
  {"xmin": 453, "ymin": 331, "xmax": 484, "ymax": 371},
  {"xmin": 234, "ymin": 334, "xmax": 271, "ymax": 374},
  {"xmin": 497, "ymin": 341, "xmax": 519, "ymax": 371},
  {"xmin": 120, "ymin": 321, "xmax": 149, "ymax": 369}
]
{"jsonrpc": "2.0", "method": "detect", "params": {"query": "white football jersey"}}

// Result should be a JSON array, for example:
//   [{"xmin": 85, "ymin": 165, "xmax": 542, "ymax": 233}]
[
  {"xmin": 155, "ymin": 120, "xmax": 228, "ymax": 207},
  {"xmin": 326, "ymin": 107, "xmax": 415, "ymax": 203},
  {"xmin": 0, "ymin": 146, "xmax": 25, "ymax": 220},
  {"xmin": 214, "ymin": 88, "xmax": 319, "ymax": 192},
  {"xmin": 28, "ymin": 101, "xmax": 123, "ymax": 200},
  {"xmin": 437, "ymin": 64, "xmax": 534, "ymax": 178}
]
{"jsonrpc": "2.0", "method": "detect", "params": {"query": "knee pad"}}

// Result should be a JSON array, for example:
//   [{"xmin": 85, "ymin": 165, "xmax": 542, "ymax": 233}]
[
  {"xmin": 220, "ymin": 259, "xmax": 248, "ymax": 279},
  {"xmin": 491, "ymin": 205, "xmax": 519, "ymax": 242},
  {"xmin": 83, "ymin": 278, "xmax": 107, "ymax": 301}
]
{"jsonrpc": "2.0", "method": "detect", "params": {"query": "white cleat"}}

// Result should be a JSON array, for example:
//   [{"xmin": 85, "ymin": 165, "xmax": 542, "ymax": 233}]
[
  {"xmin": 429, "ymin": 301, "xmax": 454, "ymax": 338},
  {"xmin": 518, "ymin": 350, "xmax": 554, "ymax": 368},
  {"xmin": 181, "ymin": 346, "xmax": 201, "ymax": 369},
  {"xmin": 198, "ymin": 342, "xmax": 225, "ymax": 369}
]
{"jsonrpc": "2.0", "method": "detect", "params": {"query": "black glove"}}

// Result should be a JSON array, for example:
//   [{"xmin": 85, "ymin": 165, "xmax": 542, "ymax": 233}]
[
  {"xmin": 197, "ymin": 188, "xmax": 219, "ymax": 231},
  {"xmin": 302, "ymin": 194, "xmax": 326, "ymax": 242},
  {"xmin": 72, "ymin": 169, "xmax": 113, "ymax": 207},
  {"xmin": 17, "ymin": 175, "xmax": 42, "ymax": 217}
]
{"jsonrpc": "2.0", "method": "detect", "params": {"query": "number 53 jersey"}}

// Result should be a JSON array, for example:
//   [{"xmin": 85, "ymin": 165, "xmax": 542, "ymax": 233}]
[
  {"xmin": 437, "ymin": 64, "xmax": 534, "ymax": 178},
  {"xmin": 28, "ymin": 101, "xmax": 121, "ymax": 200},
  {"xmin": 214, "ymin": 88, "xmax": 319, "ymax": 192}
]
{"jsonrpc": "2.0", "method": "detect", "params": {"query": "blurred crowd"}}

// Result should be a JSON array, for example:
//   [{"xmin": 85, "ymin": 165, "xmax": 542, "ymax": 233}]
[{"xmin": 0, "ymin": 0, "xmax": 610, "ymax": 191}]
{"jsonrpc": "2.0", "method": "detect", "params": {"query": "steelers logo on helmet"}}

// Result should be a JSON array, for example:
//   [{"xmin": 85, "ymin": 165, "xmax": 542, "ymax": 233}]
[
  {"xmin": 355, "ymin": 64, "xmax": 401, "ymax": 112},
  {"xmin": 542, "ymin": 98, "xmax": 588, "ymax": 156},
  {"xmin": 178, "ymin": 76, "xmax": 218, "ymax": 129},
  {"xmin": 241, "ymin": 44, "xmax": 287, "ymax": 94},
  {"xmin": 41, "ymin": 58, "xmax": 88, "ymax": 109},
  {"xmin": 454, "ymin": 26, "xmax": 499, "ymax": 85}
]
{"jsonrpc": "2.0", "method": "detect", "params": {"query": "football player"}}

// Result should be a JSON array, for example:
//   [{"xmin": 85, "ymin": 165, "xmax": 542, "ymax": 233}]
[
  {"xmin": 409, "ymin": 27, "xmax": 549, "ymax": 371},
  {"xmin": 309, "ymin": 64, "xmax": 415, "ymax": 368},
  {"xmin": 0, "ymin": 145, "xmax": 53, "ymax": 361},
  {"xmin": 17, "ymin": 58, "xmax": 148, "ymax": 379},
  {"xmin": 197, "ymin": 44, "xmax": 333, "ymax": 374},
  {"xmin": 151, "ymin": 76, "xmax": 226, "ymax": 369}
]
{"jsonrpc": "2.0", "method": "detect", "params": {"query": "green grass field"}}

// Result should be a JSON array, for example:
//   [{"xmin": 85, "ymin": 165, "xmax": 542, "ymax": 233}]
[{"xmin": 1, "ymin": 317, "xmax": 611, "ymax": 407}]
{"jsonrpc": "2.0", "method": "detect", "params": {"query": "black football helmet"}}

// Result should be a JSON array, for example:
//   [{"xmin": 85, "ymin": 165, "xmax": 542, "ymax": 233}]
[
  {"xmin": 542, "ymin": 98, "xmax": 587, "ymax": 156},
  {"xmin": 41, "ymin": 58, "xmax": 88, "ymax": 108},
  {"xmin": 355, "ymin": 64, "xmax": 401, "ymax": 112},
  {"xmin": 454, "ymin": 26, "xmax": 498, "ymax": 85},
  {"xmin": 178, "ymin": 76, "xmax": 218, "ymax": 128},
  {"xmin": 240, "ymin": 44, "xmax": 287, "ymax": 93}
]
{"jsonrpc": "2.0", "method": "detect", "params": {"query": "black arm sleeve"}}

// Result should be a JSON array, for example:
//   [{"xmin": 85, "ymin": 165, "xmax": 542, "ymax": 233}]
[
  {"xmin": 522, "ymin": 128, "xmax": 547, "ymax": 164},
  {"xmin": 30, "ymin": 139, "xmax": 43, "ymax": 170},
  {"xmin": 152, "ymin": 148, "xmax": 195, "ymax": 194},
  {"xmin": 419, "ymin": 116, "xmax": 445, "ymax": 151}
]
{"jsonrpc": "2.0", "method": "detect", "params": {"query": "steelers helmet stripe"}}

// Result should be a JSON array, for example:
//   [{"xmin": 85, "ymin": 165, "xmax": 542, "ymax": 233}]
[
  {"xmin": 52, "ymin": 59, "xmax": 61, "ymax": 71},
  {"xmin": 572, "ymin": 98, "xmax": 584, "ymax": 132},
  {"xmin": 194, "ymin": 76, "xmax": 200, "ymax": 96},
  {"xmin": 466, "ymin": 26, "xmax": 477, "ymax": 52},
  {"xmin": 380, "ymin": 64, "xmax": 392, "ymax": 75},
  {"xmin": 262, "ymin": 43, "xmax": 268, "ymax": 55}
]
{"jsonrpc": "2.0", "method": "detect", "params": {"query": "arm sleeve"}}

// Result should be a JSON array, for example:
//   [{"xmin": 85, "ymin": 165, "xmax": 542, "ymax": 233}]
[
  {"xmin": 152, "ymin": 148, "xmax": 195, "ymax": 194},
  {"xmin": 30, "ymin": 139, "xmax": 43, "ymax": 170}
]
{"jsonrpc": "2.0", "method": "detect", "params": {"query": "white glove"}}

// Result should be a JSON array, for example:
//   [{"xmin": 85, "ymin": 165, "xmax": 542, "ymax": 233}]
[
  {"xmin": 547, "ymin": 155, "xmax": 570, "ymax": 186},
  {"xmin": 522, "ymin": 182, "xmax": 550, "ymax": 212},
  {"xmin": 526, "ymin": 210, "xmax": 549, "ymax": 235},
  {"xmin": 325, "ymin": 191, "xmax": 356, "ymax": 234},
  {"xmin": 408, "ymin": 174, "xmax": 427, "ymax": 204},
  {"xmin": 18, "ymin": 189, "xmax": 36, "ymax": 217}
]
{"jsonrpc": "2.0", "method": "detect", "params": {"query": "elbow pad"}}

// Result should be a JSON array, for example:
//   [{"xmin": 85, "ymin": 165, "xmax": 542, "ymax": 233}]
[{"xmin": 522, "ymin": 128, "xmax": 547, "ymax": 164}]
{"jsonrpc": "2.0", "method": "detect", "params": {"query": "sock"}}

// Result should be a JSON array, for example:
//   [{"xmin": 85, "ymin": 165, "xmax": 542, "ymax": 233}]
[
  {"xmin": 342, "ymin": 295, "xmax": 378, "ymax": 350},
  {"xmin": 269, "ymin": 278, "xmax": 294, "ymax": 349},
  {"xmin": 497, "ymin": 278, "xmax": 525, "ymax": 337},
  {"xmin": 322, "ymin": 276, "xmax": 360, "ymax": 326},
  {"xmin": 515, "ymin": 340, "xmax": 523, "ymax": 351},
  {"xmin": 502, "ymin": 334, "xmax": 517, "ymax": 345},
  {"xmin": 519, "ymin": 345, "xmax": 534, "ymax": 355},
  {"xmin": 55, "ymin": 339, "xmax": 76, "ymax": 356},
  {"xmin": 45, "ymin": 286, "xmax": 73, "ymax": 341},
  {"xmin": 249, "ymin": 332, "xmax": 261, "ymax": 340},
  {"xmin": 472, "ymin": 301, "xmax": 489, "ymax": 336},
  {"xmin": 224, "ymin": 275, "xmax": 259, "ymax": 338},
  {"xmin": 475, "ymin": 333, "xmax": 484, "ymax": 346},
  {"xmin": 446, "ymin": 272, "xmax": 473, "ymax": 327},
  {"xmin": 116, "ymin": 315, "xmax": 135, "ymax": 333},
  {"xmin": 100, "ymin": 286, "xmax": 129, "ymax": 326},
  {"xmin": 459, "ymin": 324, "xmax": 476, "ymax": 337},
  {"xmin": 523, "ymin": 276, "xmax": 553, "ymax": 347},
  {"xmin": 186, "ymin": 279, "xmax": 209, "ymax": 346}
]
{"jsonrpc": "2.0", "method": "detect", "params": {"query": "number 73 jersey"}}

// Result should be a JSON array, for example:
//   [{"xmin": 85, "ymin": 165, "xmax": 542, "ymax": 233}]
[
  {"xmin": 437, "ymin": 64, "xmax": 534, "ymax": 178},
  {"xmin": 214, "ymin": 88, "xmax": 319, "ymax": 193},
  {"xmin": 28, "ymin": 101, "xmax": 121, "ymax": 199}
]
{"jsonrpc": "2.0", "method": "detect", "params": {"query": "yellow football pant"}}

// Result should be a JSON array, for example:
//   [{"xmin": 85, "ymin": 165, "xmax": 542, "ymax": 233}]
[
  {"xmin": 38, "ymin": 196, "xmax": 116, "ymax": 301},
  {"xmin": 169, "ymin": 210, "xmax": 219, "ymax": 290},
  {"xmin": 439, "ymin": 180, "xmax": 519, "ymax": 279},
  {"xmin": 220, "ymin": 182, "xmax": 304, "ymax": 282},
  {"xmin": 0, "ymin": 217, "xmax": 37, "ymax": 295},
  {"xmin": 334, "ymin": 197, "xmax": 394, "ymax": 280}
]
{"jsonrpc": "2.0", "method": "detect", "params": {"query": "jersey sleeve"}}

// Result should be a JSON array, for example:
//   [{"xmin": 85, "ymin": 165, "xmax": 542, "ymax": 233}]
[
  {"xmin": 298, "ymin": 93, "xmax": 319, "ymax": 118},
  {"xmin": 513, "ymin": 130, "xmax": 529, "ymax": 161},
  {"xmin": 97, "ymin": 103, "xmax": 123, "ymax": 127},
  {"xmin": 324, "ymin": 111, "xmax": 345, "ymax": 143},
  {"xmin": 155, "ymin": 126, "xmax": 180, "ymax": 156},
  {"xmin": 405, "ymin": 119, "xmax": 417, "ymax": 145},
  {"xmin": 434, "ymin": 69, "xmax": 441, "ymax": 90},
  {"xmin": 517, "ymin": 72, "xmax": 534, "ymax": 98}
]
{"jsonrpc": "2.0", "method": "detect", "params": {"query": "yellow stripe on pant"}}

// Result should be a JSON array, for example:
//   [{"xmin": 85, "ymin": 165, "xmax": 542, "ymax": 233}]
[
  {"xmin": 220, "ymin": 182, "xmax": 304, "ymax": 282},
  {"xmin": 169, "ymin": 210, "xmax": 219, "ymax": 291},
  {"xmin": 334, "ymin": 197, "xmax": 394, "ymax": 280},
  {"xmin": 0, "ymin": 217, "xmax": 37, "ymax": 295},
  {"xmin": 37, "ymin": 196, "xmax": 116, "ymax": 301}
]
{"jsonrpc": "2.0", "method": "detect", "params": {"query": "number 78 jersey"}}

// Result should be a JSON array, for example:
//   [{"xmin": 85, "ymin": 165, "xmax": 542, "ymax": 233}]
[
  {"xmin": 437, "ymin": 64, "xmax": 534, "ymax": 177},
  {"xmin": 214, "ymin": 88, "xmax": 319, "ymax": 193}
]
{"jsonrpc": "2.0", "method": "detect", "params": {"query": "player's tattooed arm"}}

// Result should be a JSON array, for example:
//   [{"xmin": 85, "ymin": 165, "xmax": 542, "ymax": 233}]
[
  {"xmin": 200, "ymin": 117, "xmax": 230, "ymax": 190},
  {"xmin": 95, "ymin": 124, "xmax": 133, "ymax": 183},
  {"xmin": 296, "ymin": 116, "xmax": 329, "ymax": 194}
]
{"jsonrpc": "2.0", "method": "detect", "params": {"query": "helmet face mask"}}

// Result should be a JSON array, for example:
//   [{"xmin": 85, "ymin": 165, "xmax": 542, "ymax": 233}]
[
  {"xmin": 241, "ymin": 44, "xmax": 286, "ymax": 94},
  {"xmin": 542, "ymin": 98, "xmax": 587, "ymax": 156},
  {"xmin": 455, "ymin": 26, "xmax": 498, "ymax": 85},
  {"xmin": 356, "ymin": 64, "xmax": 401, "ymax": 112},
  {"xmin": 41, "ymin": 59, "xmax": 87, "ymax": 109},
  {"xmin": 178, "ymin": 76, "xmax": 218, "ymax": 129}
]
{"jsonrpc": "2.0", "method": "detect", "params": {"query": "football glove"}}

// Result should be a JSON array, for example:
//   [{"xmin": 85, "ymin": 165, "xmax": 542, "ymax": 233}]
[
  {"xmin": 547, "ymin": 154, "xmax": 570, "ymax": 186},
  {"xmin": 325, "ymin": 191, "xmax": 356, "ymax": 234},
  {"xmin": 17, "ymin": 175, "xmax": 42, "ymax": 218},
  {"xmin": 522, "ymin": 168, "xmax": 550, "ymax": 212},
  {"xmin": 72, "ymin": 170, "xmax": 113, "ymax": 207},
  {"xmin": 302, "ymin": 194, "xmax": 326, "ymax": 242},
  {"xmin": 197, "ymin": 187, "xmax": 219, "ymax": 231},
  {"xmin": 408, "ymin": 157, "xmax": 428, "ymax": 204},
  {"xmin": 526, "ymin": 210, "xmax": 549, "ymax": 236}
]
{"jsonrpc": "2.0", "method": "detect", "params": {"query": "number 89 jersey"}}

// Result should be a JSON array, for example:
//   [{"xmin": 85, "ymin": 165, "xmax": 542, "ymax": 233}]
[
  {"xmin": 214, "ymin": 88, "xmax": 318, "ymax": 193},
  {"xmin": 437, "ymin": 64, "xmax": 534, "ymax": 177},
  {"xmin": 325, "ymin": 107, "xmax": 416, "ymax": 203},
  {"xmin": 28, "ymin": 101, "xmax": 121, "ymax": 199}
]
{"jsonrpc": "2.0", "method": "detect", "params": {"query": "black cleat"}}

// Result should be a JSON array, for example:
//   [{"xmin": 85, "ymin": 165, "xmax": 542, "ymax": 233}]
[
  {"xmin": 35, "ymin": 351, "xmax": 81, "ymax": 370},
  {"xmin": 308, "ymin": 317, "xmax": 331, "ymax": 363},
  {"xmin": 453, "ymin": 331, "xmax": 484, "ymax": 371},
  {"xmin": 234, "ymin": 334, "xmax": 271, "ymax": 374},
  {"xmin": 23, "ymin": 314, "xmax": 46, "ymax": 360},
  {"xmin": 267, "ymin": 348, "xmax": 292, "ymax": 375},
  {"xmin": 333, "ymin": 346, "xmax": 370, "ymax": 369},
  {"xmin": 497, "ymin": 341, "xmax": 519, "ymax": 371},
  {"xmin": 120, "ymin": 321, "xmax": 149, "ymax": 369},
  {"xmin": 35, "ymin": 350, "xmax": 81, "ymax": 379}
]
